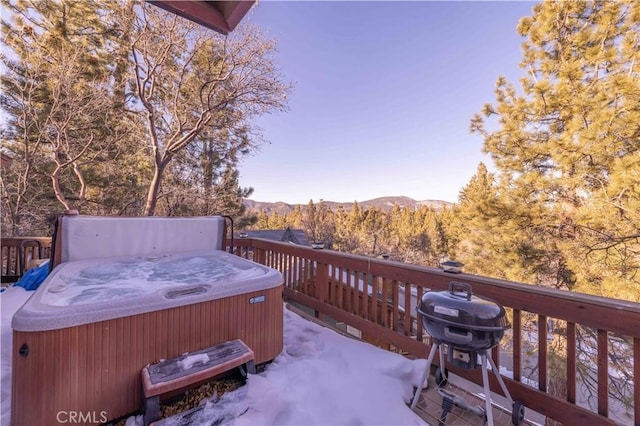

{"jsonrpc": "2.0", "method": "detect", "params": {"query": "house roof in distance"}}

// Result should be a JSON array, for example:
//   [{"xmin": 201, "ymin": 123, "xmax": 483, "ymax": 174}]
[
  {"xmin": 1, "ymin": 152, "xmax": 13, "ymax": 168},
  {"xmin": 239, "ymin": 228, "xmax": 310, "ymax": 247}
]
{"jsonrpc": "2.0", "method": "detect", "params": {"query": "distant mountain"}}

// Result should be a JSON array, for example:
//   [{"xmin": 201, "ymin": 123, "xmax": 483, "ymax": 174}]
[{"xmin": 243, "ymin": 196, "xmax": 454, "ymax": 215}]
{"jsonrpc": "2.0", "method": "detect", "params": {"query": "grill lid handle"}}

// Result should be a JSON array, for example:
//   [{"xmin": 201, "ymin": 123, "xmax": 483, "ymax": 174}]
[{"xmin": 448, "ymin": 281, "xmax": 472, "ymax": 300}]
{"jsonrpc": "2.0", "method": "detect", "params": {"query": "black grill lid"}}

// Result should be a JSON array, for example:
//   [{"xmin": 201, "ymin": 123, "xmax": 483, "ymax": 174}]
[{"xmin": 418, "ymin": 281, "xmax": 510, "ymax": 331}]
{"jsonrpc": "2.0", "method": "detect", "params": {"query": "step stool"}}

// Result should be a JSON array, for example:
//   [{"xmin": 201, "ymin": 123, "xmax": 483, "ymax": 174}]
[{"xmin": 142, "ymin": 339, "xmax": 255, "ymax": 426}]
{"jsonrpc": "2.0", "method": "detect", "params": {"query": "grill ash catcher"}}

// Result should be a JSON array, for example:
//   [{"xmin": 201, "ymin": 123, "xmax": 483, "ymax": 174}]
[{"xmin": 410, "ymin": 281, "xmax": 525, "ymax": 426}]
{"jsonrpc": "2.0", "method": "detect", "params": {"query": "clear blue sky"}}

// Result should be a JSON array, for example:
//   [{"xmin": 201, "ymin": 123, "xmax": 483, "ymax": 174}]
[{"xmin": 239, "ymin": 1, "xmax": 535, "ymax": 204}]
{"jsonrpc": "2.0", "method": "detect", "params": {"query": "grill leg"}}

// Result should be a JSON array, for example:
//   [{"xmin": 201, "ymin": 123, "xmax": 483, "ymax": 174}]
[
  {"xmin": 486, "ymin": 352, "xmax": 514, "ymax": 406},
  {"xmin": 480, "ymin": 353, "xmax": 494, "ymax": 426},
  {"xmin": 438, "ymin": 344, "xmax": 446, "ymax": 374},
  {"xmin": 410, "ymin": 343, "xmax": 439, "ymax": 410}
]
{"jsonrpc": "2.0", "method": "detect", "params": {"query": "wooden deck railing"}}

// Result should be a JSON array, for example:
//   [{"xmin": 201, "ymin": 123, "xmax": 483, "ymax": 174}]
[
  {"xmin": 232, "ymin": 238, "xmax": 640, "ymax": 426},
  {"xmin": 1, "ymin": 237, "xmax": 52, "ymax": 283},
  {"xmin": 2, "ymin": 236, "xmax": 638, "ymax": 425}
]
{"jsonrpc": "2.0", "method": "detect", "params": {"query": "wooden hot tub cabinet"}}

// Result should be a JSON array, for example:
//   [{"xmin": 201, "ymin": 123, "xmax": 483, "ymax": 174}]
[{"xmin": 11, "ymin": 285, "xmax": 283, "ymax": 426}]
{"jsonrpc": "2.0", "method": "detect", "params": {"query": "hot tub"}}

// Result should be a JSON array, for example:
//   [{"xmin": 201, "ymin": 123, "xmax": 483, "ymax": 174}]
[{"xmin": 11, "ymin": 249, "xmax": 283, "ymax": 425}]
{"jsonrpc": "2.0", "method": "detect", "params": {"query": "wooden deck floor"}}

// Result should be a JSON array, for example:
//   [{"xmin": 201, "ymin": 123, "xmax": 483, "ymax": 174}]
[{"xmin": 412, "ymin": 372, "xmax": 544, "ymax": 426}]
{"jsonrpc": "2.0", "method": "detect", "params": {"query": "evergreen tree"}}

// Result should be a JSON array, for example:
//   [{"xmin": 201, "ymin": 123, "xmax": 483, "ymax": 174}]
[
  {"xmin": 452, "ymin": 163, "xmax": 526, "ymax": 281},
  {"xmin": 1, "ymin": 0, "xmax": 132, "ymax": 233},
  {"xmin": 288, "ymin": 205, "xmax": 303, "ymax": 229},
  {"xmin": 470, "ymin": 1, "xmax": 640, "ymax": 299},
  {"xmin": 254, "ymin": 209, "xmax": 269, "ymax": 229}
]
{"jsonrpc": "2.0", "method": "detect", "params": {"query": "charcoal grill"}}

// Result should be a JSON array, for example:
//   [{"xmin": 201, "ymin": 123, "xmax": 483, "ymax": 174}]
[{"xmin": 410, "ymin": 282, "xmax": 524, "ymax": 426}]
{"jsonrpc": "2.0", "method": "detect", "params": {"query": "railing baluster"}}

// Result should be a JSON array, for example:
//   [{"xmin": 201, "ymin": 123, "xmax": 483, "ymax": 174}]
[
  {"xmin": 289, "ymin": 255, "xmax": 295, "ymax": 288},
  {"xmin": 340, "ymin": 268, "xmax": 344, "ymax": 307},
  {"xmin": 416, "ymin": 286, "xmax": 424, "ymax": 341},
  {"xmin": 353, "ymin": 271, "xmax": 359, "ymax": 315},
  {"xmin": 327, "ymin": 265, "xmax": 333, "ymax": 305},
  {"xmin": 299, "ymin": 257, "xmax": 304, "ymax": 292},
  {"xmin": 566, "ymin": 322, "xmax": 576, "ymax": 404},
  {"xmin": 634, "ymin": 337, "xmax": 639, "ymax": 426},
  {"xmin": 597, "ymin": 329, "xmax": 608, "ymax": 417},
  {"xmin": 404, "ymin": 283, "xmax": 411, "ymax": 336},
  {"xmin": 1, "ymin": 246, "xmax": 7, "ymax": 275},
  {"xmin": 292, "ymin": 256, "xmax": 299, "ymax": 291},
  {"xmin": 362, "ymin": 273, "xmax": 369, "ymax": 321},
  {"xmin": 307, "ymin": 258, "xmax": 313, "ymax": 295},
  {"xmin": 345, "ymin": 268, "xmax": 352, "ymax": 314},
  {"xmin": 336, "ymin": 266, "xmax": 341, "ymax": 307},
  {"xmin": 381, "ymin": 278, "xmax": 390, "ymax": 328},
  {"xmin": 370, "ymin": 275, "xmax": 378, "ymax": 323},
  {"xmin": 298, "ymin": 258, "xmax": 304, "ymax": 293},
  {"xmin": 513, "ymin": 309, "xmax": 521, "ymax": 382},
  {"xmin": 331, "ymin": 265, "xmax": 338, "ymax": 306},
  {"xmin": 538, "ymin": 314, "xmax": 548, "ymax": 392},
  {"xmin": 317, "ymin": 263, "xmax": 328, "ymax": 304},
  {"xmin": 336, "ymin": 266, "xmax": 344, "ymax": 309},
  {"xmin": 392, "ymin": 280, "xmax": 399, "ymax": 333}
]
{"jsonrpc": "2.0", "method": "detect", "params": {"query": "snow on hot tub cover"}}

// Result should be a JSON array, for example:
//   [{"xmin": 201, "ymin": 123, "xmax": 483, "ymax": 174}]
[{"xmin": 12, "ymin": 250, "xmax": 283, "ymax": 332}]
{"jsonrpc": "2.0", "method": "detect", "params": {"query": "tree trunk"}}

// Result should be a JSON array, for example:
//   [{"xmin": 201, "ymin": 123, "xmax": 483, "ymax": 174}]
[
  {"xmin": 51, "ymin": 168, "xmax": 72, "ymax": 211},
  {"xmin": 143, "ymin": 162, "xmax": 166, "ymax": 216}
]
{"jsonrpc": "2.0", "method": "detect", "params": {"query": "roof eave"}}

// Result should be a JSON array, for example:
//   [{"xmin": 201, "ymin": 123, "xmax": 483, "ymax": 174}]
[{"xmin": 147, "ymin": 1, "xmax": 255, "ymax": 35}]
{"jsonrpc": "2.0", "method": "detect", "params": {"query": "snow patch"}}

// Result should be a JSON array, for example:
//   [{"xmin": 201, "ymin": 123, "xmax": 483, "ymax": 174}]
[
  {"xmin": 178, "ymin": 353, "xmax": 210, "ymax": 370},
  {"xmin": 1, "ymin": 287, "xmax": 33, "ymax": 426}
]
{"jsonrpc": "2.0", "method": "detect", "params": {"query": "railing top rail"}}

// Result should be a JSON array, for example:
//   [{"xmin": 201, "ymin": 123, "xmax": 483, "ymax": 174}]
[
  {"xmin": 241, "ymin": 238, "xmax": 640, "ymax": 338},
  {"xmin": 1, "ymin": 237, "xmax": 52, "ymax": 244}
]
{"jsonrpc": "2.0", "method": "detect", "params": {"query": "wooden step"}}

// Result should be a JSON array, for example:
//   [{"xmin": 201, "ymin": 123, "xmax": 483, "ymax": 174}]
[{"xmin": 142, "ymin": 339, "xmax": 255, "ymax": 426}]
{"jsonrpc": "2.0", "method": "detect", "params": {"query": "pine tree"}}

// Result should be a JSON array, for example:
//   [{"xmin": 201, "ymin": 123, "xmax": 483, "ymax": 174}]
[
  {"xmin": 470, "ymin": 1, "xmax": 640, "ymax": 298},
  {"xmin": 1, "ymin": 0, "xmax": 130, "ymax": 233},
  {"xmin": 254, "ymin": 209, "xmax": 269, "ymax": 229},
  {"xmin": 287, "ymin": 205, "xmax": 303, "ymax": 229},
  {"xmin": 452, "ymin": 163, "xmax": 525, "ymax": 281}
]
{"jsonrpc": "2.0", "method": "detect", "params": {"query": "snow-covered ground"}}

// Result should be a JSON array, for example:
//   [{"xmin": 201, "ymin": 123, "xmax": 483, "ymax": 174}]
[
  {"xmin": 1, "ymin": 287, "xmax": 428, "ymax": 426},
  {"xmin": 1, "ymin": 287, "xmax": 32, "ymax": 426}
]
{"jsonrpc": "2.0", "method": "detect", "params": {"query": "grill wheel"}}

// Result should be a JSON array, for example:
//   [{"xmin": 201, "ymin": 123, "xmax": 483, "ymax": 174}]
[
  {"xmin": 435, "ymin": 366, "xmax": 448, "ymax": 388},
  {"xmin": 512, "ymin": 401, "xmax": 525, "ymax": 425}
]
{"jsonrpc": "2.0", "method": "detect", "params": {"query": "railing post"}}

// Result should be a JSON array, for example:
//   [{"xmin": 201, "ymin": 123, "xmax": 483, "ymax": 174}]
[{"xmin": 254, "ymin": 247, "xmax": 266, "ymax": 266}]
